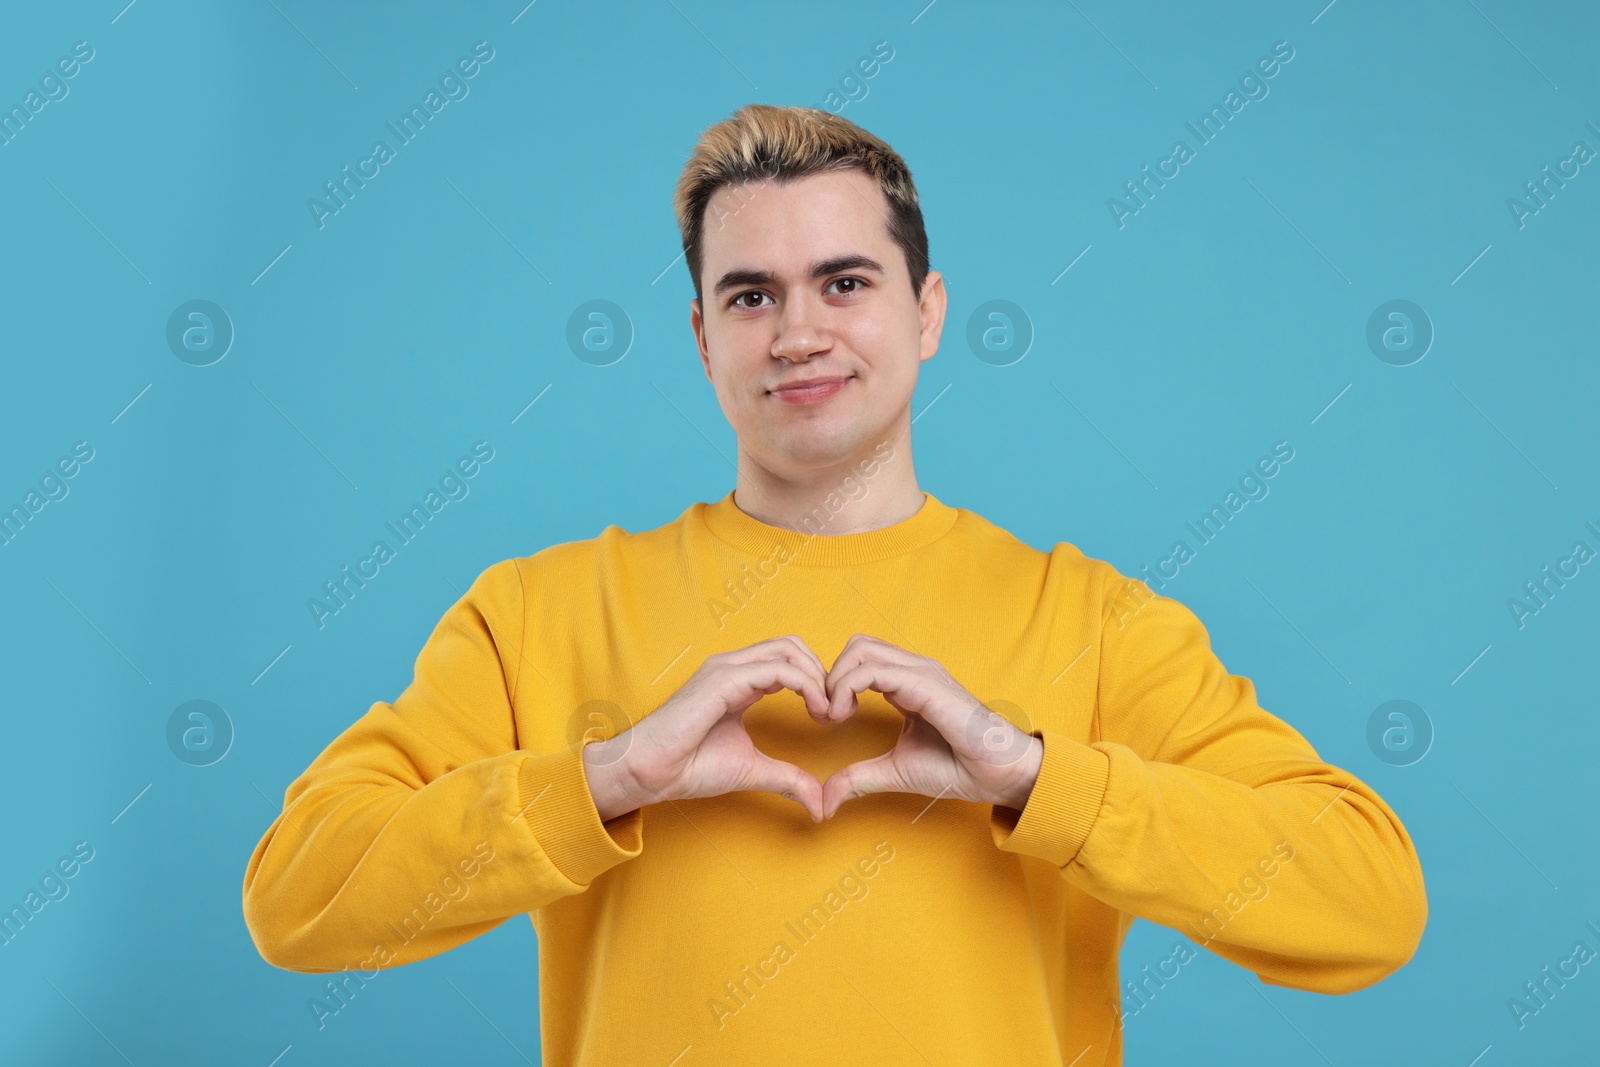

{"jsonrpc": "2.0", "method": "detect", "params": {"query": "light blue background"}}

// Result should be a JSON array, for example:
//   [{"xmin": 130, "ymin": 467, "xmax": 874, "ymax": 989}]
[{"xmin": 2, "ymin": 1, "xmax": 1596, "ymax": 1063}]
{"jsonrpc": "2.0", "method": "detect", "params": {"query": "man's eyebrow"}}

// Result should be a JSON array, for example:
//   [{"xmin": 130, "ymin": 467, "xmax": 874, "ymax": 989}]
[{"xmin": 711, "ymin": 254, "xmax": 886, "ymax": 297}]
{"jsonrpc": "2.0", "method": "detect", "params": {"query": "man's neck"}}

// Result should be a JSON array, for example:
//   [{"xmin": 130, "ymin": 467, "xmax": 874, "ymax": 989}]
[{"xmin": 729, "ymin": 445, "xmax": 925, "ymax": 536}]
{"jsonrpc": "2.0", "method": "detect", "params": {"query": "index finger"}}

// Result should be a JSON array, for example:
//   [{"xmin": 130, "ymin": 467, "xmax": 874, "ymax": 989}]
[{"xmin": 776, "ymin": 633, "xmax": 828, "ymax": 681}]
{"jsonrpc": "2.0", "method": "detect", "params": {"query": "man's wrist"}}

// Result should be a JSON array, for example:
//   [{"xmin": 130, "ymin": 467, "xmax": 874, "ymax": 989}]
[
  {"xmin": 583, "ymin": 737, "xmax": 648, "ymax": 822},
  {"xmin": 992, "ymin": 734, "xmax": 1044, "ymax": 813}
]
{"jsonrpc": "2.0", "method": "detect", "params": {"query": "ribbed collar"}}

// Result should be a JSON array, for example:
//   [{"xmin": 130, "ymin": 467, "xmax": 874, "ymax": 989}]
[{"xmin": 699, "ymin": 489, "xmax": 960, "ymax": 567}]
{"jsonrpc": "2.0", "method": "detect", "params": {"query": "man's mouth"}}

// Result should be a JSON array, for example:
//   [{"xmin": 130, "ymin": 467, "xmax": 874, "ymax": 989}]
[{"xmin": 769, "ymin": 374, "xmax": 852, "ymax": 405}]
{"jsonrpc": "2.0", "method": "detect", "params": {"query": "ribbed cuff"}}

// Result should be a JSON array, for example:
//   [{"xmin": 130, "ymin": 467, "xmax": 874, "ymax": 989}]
[
  {"xmin": 990, "ymin": 728, "xmax": 1110, "ymax": 868},
  {"xmin": 517, "ymin": 744, "xmax": 643, "ymax": 886}
]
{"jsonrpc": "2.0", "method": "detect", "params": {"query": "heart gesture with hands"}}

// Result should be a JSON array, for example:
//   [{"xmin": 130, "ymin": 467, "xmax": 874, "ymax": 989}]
[
  {"xmin": 818, "ymin": 633, "xmax": 1043, "ymax": 819},
  {"xmin": 583, "ymin": 632, "xmax": 1043, "ymax": 825}
]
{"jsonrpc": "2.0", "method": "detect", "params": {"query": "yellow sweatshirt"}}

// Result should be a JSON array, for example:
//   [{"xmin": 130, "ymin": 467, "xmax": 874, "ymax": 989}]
[{"xmin": 243, "ymin": 489, "xmax": 1427, "ymax": 1066}]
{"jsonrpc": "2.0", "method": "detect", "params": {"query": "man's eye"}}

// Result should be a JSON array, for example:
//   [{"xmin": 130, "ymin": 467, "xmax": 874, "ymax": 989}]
[
  {"xmin": 732, "ymin": 291, "xmax": 769, "ymax": 309},
  {"xmin": 829, "ymin": 276, "xmax": 868, "ymax": 295}
]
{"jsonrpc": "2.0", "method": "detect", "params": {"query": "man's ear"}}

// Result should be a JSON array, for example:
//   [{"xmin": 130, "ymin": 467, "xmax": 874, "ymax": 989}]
[
  {"xmin": 690, "ymin": 297, "xmax": 713, "ymax": 382},
  {"xmin": 917, "ymin": 269, "xmax": 947, "ymax": 364}
]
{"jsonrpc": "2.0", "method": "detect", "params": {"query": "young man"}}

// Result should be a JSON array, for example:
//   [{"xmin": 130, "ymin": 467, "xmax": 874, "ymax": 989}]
[{"xmin": 243, "ymin": 104, "xmax": 1426, "ymax": 1065}]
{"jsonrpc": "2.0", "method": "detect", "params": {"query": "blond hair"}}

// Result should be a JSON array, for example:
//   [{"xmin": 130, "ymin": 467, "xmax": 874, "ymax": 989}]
[{"xmin": 673, "ymin": 103, "xmax": 929, "ymax": 304}]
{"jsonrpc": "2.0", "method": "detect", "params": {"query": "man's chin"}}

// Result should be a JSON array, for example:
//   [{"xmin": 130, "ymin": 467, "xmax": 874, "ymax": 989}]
[{"xmin": 748, "ymin": 427, "xmax": 865, "ymax": 472}]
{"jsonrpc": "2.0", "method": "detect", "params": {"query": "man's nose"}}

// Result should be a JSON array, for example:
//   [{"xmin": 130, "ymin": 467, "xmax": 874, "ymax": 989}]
[{"xmin": 772, "ymin": 297, "xmax": 827, "ymax": 362}]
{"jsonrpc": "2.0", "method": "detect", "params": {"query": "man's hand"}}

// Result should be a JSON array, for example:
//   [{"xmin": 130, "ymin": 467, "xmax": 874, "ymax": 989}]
[
  {"xmin": 818, "ymin": 633, "xmax": 1043, "ymax": 820},
  {"xmin": 583, "ymin": 636, "xmax": 831, "ymax": 823}
]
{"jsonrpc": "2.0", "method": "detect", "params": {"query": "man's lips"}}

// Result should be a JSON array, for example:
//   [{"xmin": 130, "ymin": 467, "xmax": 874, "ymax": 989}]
[{"xmin": 770, "ymin": 375, "xmax": 852, "ymax": 405}]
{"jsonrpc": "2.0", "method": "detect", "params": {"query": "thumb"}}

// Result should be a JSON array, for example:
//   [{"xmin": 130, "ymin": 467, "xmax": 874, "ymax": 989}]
[
  {"xmin": 744, "ymin": 752, "xmax": 825, "ymax": 823},
  {"xmin": 820, "ymin": 752, "xmax": 901, "ymax": 820}
]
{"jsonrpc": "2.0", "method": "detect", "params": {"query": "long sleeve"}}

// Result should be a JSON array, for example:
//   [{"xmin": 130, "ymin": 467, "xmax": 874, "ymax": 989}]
[
  {"xmin": 242, "ymin": 557, "xmax": 644, "ymax": 974},
  {"xmin": 989, "ymin": 572, "xmax": 1427, "ymax": 994}
]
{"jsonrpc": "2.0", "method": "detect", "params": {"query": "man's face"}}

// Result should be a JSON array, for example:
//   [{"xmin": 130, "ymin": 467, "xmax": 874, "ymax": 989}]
[{"xmin": 690, "ymin": 168, "xmax": 944, "ymax": 477}]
